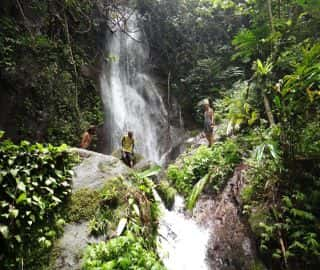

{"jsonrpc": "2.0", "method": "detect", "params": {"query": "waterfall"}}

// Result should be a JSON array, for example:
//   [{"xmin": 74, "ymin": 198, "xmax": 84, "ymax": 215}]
[
  {"xmin": 153, "ymin": 190, "xmax": 210, "ymax": 270},
  {"xmin": 100, "ymin": 12, "xmax": 170, "ymax": 163}
]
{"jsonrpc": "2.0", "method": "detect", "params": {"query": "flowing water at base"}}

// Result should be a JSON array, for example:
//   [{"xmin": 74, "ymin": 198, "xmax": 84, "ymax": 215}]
[{"xmin": 154, "ymin": 191, "xmax": 210, "ymax": 270}]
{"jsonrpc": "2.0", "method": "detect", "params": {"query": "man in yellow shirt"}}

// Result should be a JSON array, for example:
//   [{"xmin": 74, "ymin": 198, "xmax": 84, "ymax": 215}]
[{"xmin": 121, "ymin": 131, "xmax": 135, "ymax": 168}]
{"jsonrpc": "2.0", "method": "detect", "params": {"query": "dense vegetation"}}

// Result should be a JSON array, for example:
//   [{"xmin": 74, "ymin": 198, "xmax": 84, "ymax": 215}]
[
  {"xmin": 167, "ymin": 140, "xmax": 240, "ymax": 209},
  {"xmin": 0, "ymin": 0, "xmax": 320, "ymax": 269},
  {"xmin": 140, "ymin": 0, "xmax": 320, "ymax": 268},
  {"xmin": 0, "ymin": 132, "xmax": 76, "ymax": 269},
  {"xmin": 81, "ymin": 169, "xmax": 165, "ymax": 269},
  {"xmin": 0, "ymin": 0, "xmax": 106, "ymax": 145}
]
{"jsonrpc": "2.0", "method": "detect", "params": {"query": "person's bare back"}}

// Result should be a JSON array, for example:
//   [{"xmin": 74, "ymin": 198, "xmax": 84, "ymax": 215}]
[{"xmin": 80, "ymin": 126, "xmax": 96, "ymax": 149}]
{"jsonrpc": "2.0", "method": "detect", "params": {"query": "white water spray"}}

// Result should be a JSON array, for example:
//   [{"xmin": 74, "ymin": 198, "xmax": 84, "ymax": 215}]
[
  {"xmin": 100, "ymin": 11, "xmax": 208, "ymax": 269},
  {"xmin": 100, "ymin": 13, "xmax": 169, "ymax": 163},
  {"xmin": 154, "ymin": 191, "xmax": 210, "ymax": 270}
]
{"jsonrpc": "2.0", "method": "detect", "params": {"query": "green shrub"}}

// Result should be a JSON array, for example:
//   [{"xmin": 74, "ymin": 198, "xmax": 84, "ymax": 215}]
[
  {"xmin": 82, "ymin": 232, "xmax": 165, "ymax": 270},
  {"xmin": 167, "ymin": 145, "xmax": 215, "ymax": 197},
  {"xmin": 242, "ymin": 135, "xmax": 320, "ymax": 268},
  {"xmin": 0, "ymin": 138, "xmax": 77, "ymax": 269},
  {"xmin": 82, "ymin": 171, "xmax": 163, "ymax": 268},
  {"xmin": 87, "ymin": 175, "xmax": 160, "ymax": 242},
  {"xmin": 156, "ymin": 180, "xmax": 176, "ymax": 210},
  {"xmin": 168, "ymin": 139, "xmax": 240, "ymax": 208}
]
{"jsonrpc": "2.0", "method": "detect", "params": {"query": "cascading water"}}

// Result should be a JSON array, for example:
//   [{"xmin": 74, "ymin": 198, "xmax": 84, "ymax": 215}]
[
  {"xmin": 154, "ymin": 191, "xmax": 210, "ymax": 270},
  {"xmin": 100, "ymin": 12, "xmax": 169, "ymax": 163},
  {"xmin": 100, "ymin": 10, "xmax": 209, "ymax": 269}
]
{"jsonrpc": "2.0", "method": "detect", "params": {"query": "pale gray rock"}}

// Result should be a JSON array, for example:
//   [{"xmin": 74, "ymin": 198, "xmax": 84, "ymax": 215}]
[
  {"xmin": 54, "ymin": 149, "xmax": 132, "ymax": 270},
  {"xmin": 70, "ymin": 148, "xmax": 132, "ymax": 191}
]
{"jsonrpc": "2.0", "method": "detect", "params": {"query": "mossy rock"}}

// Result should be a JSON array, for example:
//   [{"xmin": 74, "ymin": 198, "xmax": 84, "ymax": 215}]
[
  {"xmin": 156, "ymin": 180, "xmax": 177, "ymax": 210},
  {"xmin": 248, "ymin": 206, "xmax": 269, "ymax": 236},
  {"xmin": 249, "ymin": 260, "xmax": 267, "ymax": 270},
  {"xmin": 66, "ymin": 188, "xmax": 100, "ymax": 223}
]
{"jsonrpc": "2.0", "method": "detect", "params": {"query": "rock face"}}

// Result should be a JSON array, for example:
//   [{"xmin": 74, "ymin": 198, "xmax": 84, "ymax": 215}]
[
  {"xmin": 174, "ymin": 134, "xmax": 264, "ymax": 270},
  {"xmin": 193, "ymin": 167, "xmax": 265, "ymax": 270},
  {"xmin": 71, "ymin": 148, "xmax": 131, "ymax": 191},
  {"xmin": 54, "ymin": 149, "xmax": 131, "ymax": 270},
  {"xmin": 55, "ymin": 222, "xmax": 103, "ymax": 270}
]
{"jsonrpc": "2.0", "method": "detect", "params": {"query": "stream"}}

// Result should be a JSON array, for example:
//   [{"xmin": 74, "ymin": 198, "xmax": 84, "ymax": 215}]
[
  {"xmin": 99, "ymin": 10, "xmax": 211, "ymax": 269},
  {"xmin": 98, "ymin": 9, "xmax": 260, "ymax": 270},
  {"xmin": 154, "ymin": 192, "xmax": 210, "ymax": 270}
]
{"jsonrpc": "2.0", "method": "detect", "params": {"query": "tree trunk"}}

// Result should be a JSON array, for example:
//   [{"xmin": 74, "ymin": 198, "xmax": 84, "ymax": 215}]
[
  {"xmin": 167, "ymin": 71, "xmax": 172, "ymax": 144},
  {"xmin": 263, "ymin": 92, "xmax": 275, "ymax": 126},
  {"xmin": 63, "ymin": 11, "xmax": 80, "ymax": 118},
  {"xmin": 267, "ymin": 0, "xmax": 274, "ymax": 32}
]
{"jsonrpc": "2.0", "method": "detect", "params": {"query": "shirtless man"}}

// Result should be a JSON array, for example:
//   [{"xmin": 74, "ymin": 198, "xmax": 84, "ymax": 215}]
[
  {"xmin": 203, "ymin": 99, "xmax": 214, "ymax": 147},
  {"xmin": 80, "ymin": 126, "xmax": 96, "ymax": 149}
]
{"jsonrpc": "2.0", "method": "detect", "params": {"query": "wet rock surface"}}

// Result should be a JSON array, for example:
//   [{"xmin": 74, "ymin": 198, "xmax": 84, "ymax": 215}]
[
  {"xmin": 71, "ymin": 148, "xmax": 131, "ymax": 191},
  {"xmin": 54, "ymin": 149, "xmax": 131, "ymax": 270},
  {"xmin": 55, "ymin": 222, "xmax": 103, "ymax": 270},
  {"xmin": 193, "ymin": 166, "xmax": 264, "ymax": 270}
]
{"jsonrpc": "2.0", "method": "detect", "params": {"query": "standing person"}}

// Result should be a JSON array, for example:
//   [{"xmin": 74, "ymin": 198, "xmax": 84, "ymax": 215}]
[
  {"xmin": 121, "ymin": 131, "xmax": 135, "ymax": 168},
  {"xmin": 80, "ymin": 126, "xmax": 96, "ymax": 149},
  {"xmin": 203, "ymin": 99, "xmax": 214, "ymax": 147}
]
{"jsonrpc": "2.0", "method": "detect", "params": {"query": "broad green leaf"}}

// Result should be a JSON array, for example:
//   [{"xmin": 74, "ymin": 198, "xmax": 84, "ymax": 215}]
[
  {"xmin": 17, "ymin": 182, "xmax": 26, "ymax": 192},
  {"xmin": 187, "ymin": 173, "xmax": 211, "ymax": 210},
  {"xmin": 16, "ymin": 193, "xmax": 27, "ymax": 204},
  {"xmin": 9, "ymin": 208, "xmax": 19, "ymax": 218},
  {"xmin": 0, "ymin": 225, "xmax": 9, "ymax": 239},
  {"xmin": 137, "ymin": 166, "xmax": 161, "ymax": 179},
  {"xmin": 133, "ymin": 204, "xmax": 140, "ymax": 217}
]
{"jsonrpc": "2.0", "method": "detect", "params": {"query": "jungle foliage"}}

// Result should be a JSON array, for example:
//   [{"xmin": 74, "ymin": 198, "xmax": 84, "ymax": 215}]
[
  {"xmin": 140, "ymin": 0, "xmax": 320, "ymax": 268},
  {"xmin": 0, "ymin": 0, "xmax": 107, "ymax": 146},
  {"xmin": 0, "ymin": 132, "xmax": 77, "ymax": 269},
  {"xmin": 0, "ymin": 0, "xmax": 320, "ymax": 269},
  {"xmin": 81, "ymin": 169, "xmax": 165, "ymax": 269},
  {"xmin": 167, "ymin": 140, "xmax": 240, "ymax": 209}
]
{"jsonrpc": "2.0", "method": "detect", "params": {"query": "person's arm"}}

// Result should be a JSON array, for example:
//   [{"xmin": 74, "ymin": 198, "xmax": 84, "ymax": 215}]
[
  {"xmin": 210, "ymin": 109, "xmax": 214, "ymax": 127},
  {"xmin": 80, "ymin": 133, "xmax": 89, "ymax": 148},
  {"xmin": 132, "ymin": 140, "xmax": 135, "ymax": 154}
]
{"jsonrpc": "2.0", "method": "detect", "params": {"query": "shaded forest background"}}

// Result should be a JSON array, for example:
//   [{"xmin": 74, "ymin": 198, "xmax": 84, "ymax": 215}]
[{"xmin": 0, "ymin": 0, "xmax": 320, "ymax": 269}]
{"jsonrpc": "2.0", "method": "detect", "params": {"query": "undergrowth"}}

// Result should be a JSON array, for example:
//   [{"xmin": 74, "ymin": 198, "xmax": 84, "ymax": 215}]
[
  {"xmin": 0, "ymin": 133, "xmax": 77, "ymax": 269},
  {"xmin": 167, "ymin": 139, "xmax": 241, "ymax": 209},
  {"xmin": 81, "ymin": 168, "xmax": 165, "ymax": 269}
]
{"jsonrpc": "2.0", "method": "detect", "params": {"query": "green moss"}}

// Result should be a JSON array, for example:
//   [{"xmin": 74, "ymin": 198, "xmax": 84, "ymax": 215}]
[
  {"xmin": 66, "ymin": 188, "xmax": 100, "ymax": 223},
  {"xmin": 248, "ymin": 206, "xmax": 269, "ymax": 236},
  {"xmin": 37, "ymin": 244, "xmax": 62, "ymax": 270},
  {"xmin": 249, "ymin": 260, "xmax": 266, "ymax": 270},
  {"xmin": 156, "ymin": 180, "xmax": 176, "ymax": 210}
]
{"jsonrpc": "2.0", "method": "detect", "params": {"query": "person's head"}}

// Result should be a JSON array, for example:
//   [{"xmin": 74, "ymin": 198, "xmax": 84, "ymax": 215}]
[
  {"xmin": 203, "ymin": 99, "xmax": 210, "ymax": 111},
  {"xmin": 128, "ymin": 131, "xmax": 133, "ymax": 139},
  {"xmin": 87, "ymin": 126, "xmax": 96, "ymax": 135}
]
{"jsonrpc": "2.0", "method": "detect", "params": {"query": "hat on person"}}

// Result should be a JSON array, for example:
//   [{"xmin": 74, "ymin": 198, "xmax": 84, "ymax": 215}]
[
  {"xmin": 197, "ymin": 98, "xmax": 210, "ymax": 107},
  {"xmin": 203, "ymin": 98, "xmax": 210, "ymax": 105}
]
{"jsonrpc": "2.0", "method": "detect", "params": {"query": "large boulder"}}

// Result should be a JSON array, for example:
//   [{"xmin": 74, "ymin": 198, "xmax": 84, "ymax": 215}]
[
  {"xmin": 70, "ymin": 148, "xmax": 132, "ymax": 191},
  {"xmin": 54, "ymin": 149, "xmax": 132, "ymax": 270}
]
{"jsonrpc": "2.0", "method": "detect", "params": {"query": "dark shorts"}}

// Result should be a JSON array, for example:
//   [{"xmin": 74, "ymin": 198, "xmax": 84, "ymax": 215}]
[{"xmin": 122, "ymin": 151, "xmax": 134, "ymax": 162}]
